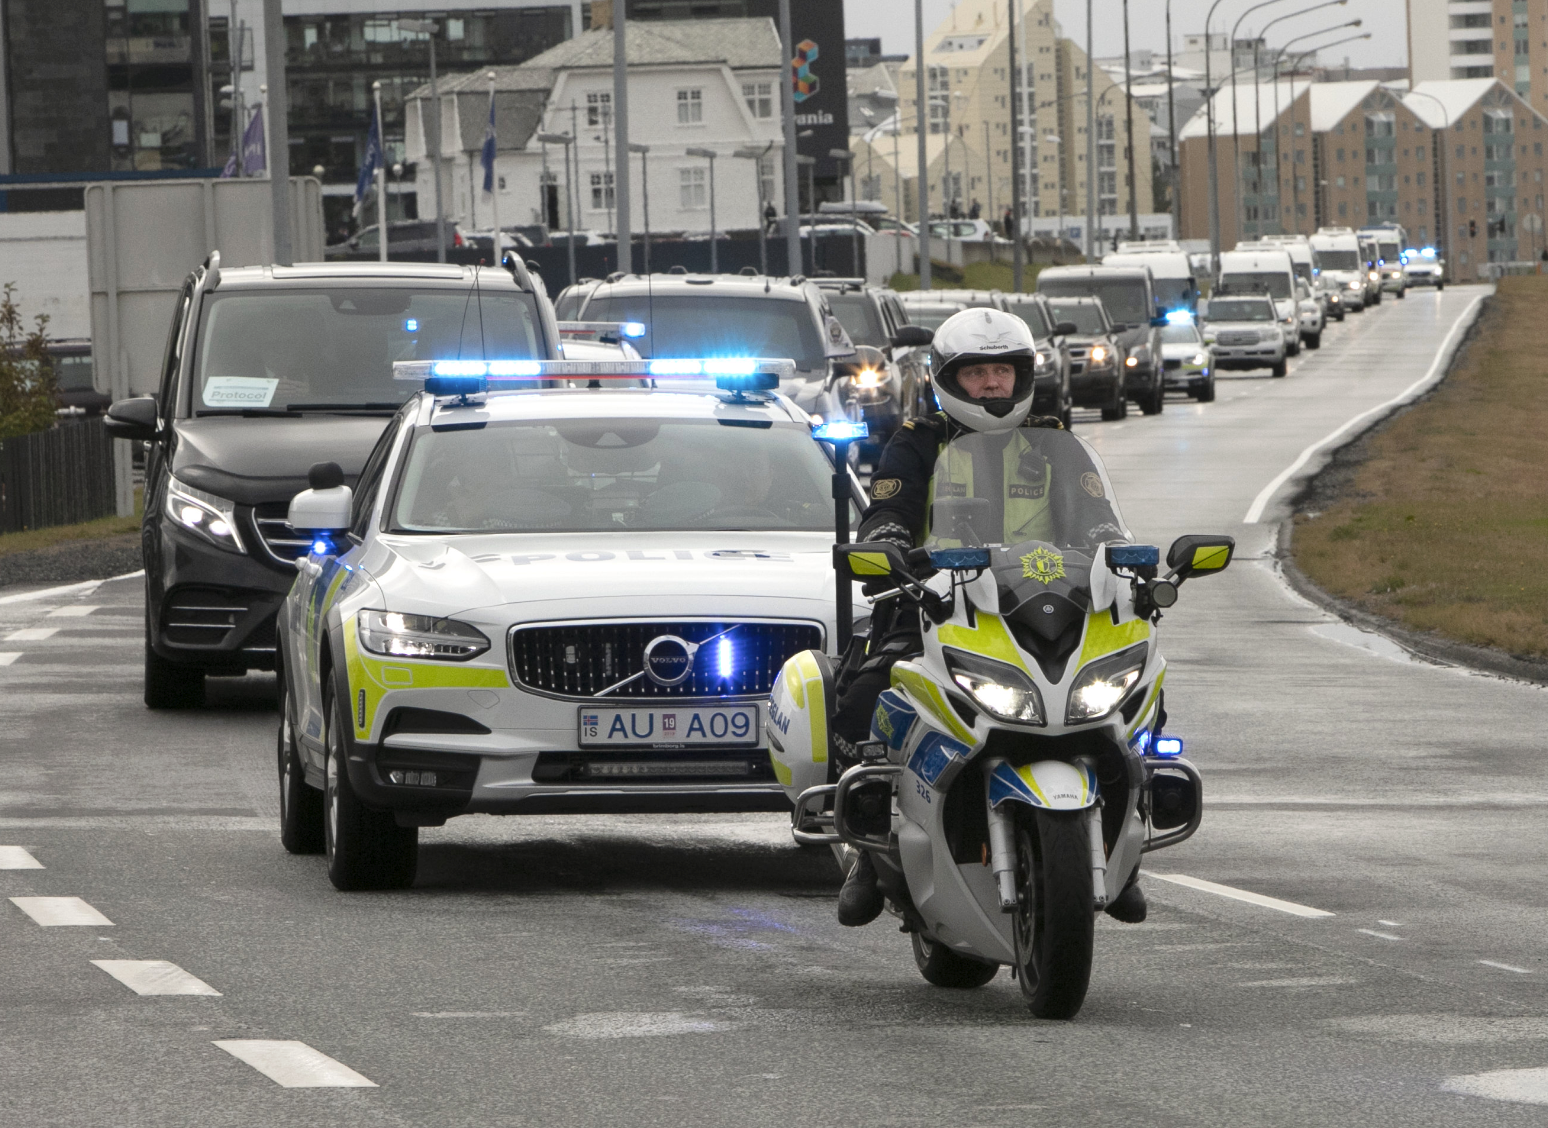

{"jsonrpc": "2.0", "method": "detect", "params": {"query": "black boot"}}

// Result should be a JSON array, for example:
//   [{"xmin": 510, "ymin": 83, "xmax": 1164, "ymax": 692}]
[
  {"xmin": 837, "ymin": 851, "xmax": 885, "ymax": 927},
  {"xmin": 1105, "ymin": 879, "xmax": 1147, "ymax": 924}
]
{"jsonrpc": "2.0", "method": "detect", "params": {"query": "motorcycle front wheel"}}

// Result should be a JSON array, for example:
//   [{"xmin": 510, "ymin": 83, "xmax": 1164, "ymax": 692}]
[{"xmin": 1011, "ymin": 808, "xmax": 1095, "ymax": 1019}]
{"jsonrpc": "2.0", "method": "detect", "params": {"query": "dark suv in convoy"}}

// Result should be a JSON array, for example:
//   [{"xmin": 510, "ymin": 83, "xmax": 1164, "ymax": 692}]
[
  {"xmin": 816, "ymin": 279, "xmax": 932, "ymax": 451},
  {"xmin": 1036, "ymin": 264, "xmax": 1166, "ymax": 415},
  {"xmin": 104, "ymin": 257, "xmax": 557, "ymax": 708},
  {"xmin": 1003, "ymin": 292, "xmax": 1076, "ymax": 428},
  {"xmin": 1043, "ymin": 296, "xmax": 1126, "ymax": 420}
]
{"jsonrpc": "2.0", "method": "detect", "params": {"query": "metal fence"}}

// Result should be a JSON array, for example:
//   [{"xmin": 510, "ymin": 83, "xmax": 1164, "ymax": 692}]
[{"xmin": 0, "ymin": 418, "xmax": 118, "ymax": 533}]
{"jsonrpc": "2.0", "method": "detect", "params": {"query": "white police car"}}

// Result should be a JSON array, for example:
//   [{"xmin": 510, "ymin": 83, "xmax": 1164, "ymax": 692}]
[{"xmin": 274, "ymin": 356, "xmax": 863, "ymax": 889}]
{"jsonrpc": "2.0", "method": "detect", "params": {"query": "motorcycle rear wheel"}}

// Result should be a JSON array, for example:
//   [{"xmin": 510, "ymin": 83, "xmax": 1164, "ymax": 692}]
[
  {"xmin": 911, "ymin": 932, "xmax": 999, "ymax": 989},
  {"xmin": 1011, "ymin": 808, "xmax": 1095, "ymax": 1019}
]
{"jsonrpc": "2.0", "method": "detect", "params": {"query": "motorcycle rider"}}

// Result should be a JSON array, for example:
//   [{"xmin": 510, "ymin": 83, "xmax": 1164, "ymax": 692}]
[{"xmin": 833, "ymin": 306, "xmax": 1148, "ymax": 928}]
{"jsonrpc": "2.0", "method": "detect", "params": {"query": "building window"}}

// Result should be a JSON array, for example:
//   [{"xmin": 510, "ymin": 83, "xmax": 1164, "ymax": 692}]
[
  {"xmin": 1336, "ymin": 175, "xmax": 1345, "ymax": 188},
  {"xmin": 1365, "ymin": 112, "xmax": 1395, "ymax": 137},
  {"xmin": 590, "ymin": 170, "xmax": 615, "ymax": 210},
  {"xmin": 679, "ymin": 166, "xmax": 707, "ymax": 209},
  {"xmin": 1338, "ymin": 201, "xmax": 1347, "ymax": 217},
  {"xmin": 677, "ymin": 89, "xmax": 704, "ymax": 125},
  {"xmin": 587, "ymin": 92, "xmax": 612, "ymax": 127},
  {"xmin": 758, "ymin": 155, "xmax": 776, "ymax": 206},
  {"xmin": 1483, "ymin": 109, "xmax": 1513, "ymax": 135},
  {"xmin": 742, "ymin": 82, "xmax": 773, "ymax": 119}
]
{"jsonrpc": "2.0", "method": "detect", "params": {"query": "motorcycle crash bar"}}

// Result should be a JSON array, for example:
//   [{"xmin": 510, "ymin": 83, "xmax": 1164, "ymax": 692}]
[{"xmin": 392, "ymin": 357, "xmax": 795, "ymax": 398}]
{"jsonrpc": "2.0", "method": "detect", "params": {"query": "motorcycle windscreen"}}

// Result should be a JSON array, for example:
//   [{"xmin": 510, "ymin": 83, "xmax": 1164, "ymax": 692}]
[{"xmin": 923, "ymin": 428, "xmax": 1129, "ymax": 553}]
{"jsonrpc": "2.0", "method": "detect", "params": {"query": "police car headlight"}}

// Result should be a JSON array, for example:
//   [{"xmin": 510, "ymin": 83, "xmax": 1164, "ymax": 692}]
[
  {"xmin": 358, "ymin": 610, "xmax": 490, "ymax": 661},
  {"xmin": 946, "ymin": 649, "xmax": 1043, "ymax": 725},
  {"xmin": 166, "ymin": 476, "xmax": 245, "ymax": 555},
  {"xmin": 1067, "ymin": 645, "xmax": 1147, "ymax": 723}
]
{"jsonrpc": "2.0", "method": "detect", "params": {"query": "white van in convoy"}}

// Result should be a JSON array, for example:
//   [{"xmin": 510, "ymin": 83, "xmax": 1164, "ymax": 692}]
[
  {"xmin": 1103, "ymin": 247, "xmax": 1200, "ymax": 315},
  {"xmin": 1215, "ymin": 247, "xmax": 1301, "ymax": 355},
  {"xmin": 1310, "ymin": 228, "xmax": 1367, "ymax": 312},
  {"xmin": 1358, "ymin": 224, "xmax": 1408, "ymax": 297},
  {"xmin": 1235, "ymin": 239, "xmax": 1323, "ymax": 347}
]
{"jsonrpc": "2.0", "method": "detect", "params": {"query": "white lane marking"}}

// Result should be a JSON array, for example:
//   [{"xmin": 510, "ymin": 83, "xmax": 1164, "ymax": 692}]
[
  {"xmin": 92, "ymin": 960, "xmax": 221, "ymax": 996},
  {"xmin": 1378, "ymin": 919, "xmax": 1404, "ymax": 927},
  {"xmin": 5, "ymin": 628, "xmax": 58, "ymax": 641},
  {"xmin": 0, "ymin": 653, "xmax": 21, "ymax": 666},
  {"xmin": 10, "ymin": 896, "xmax": 113, "ymax": 926},
  {"xmin": 411, "ymin": 1011, "xmax": 526, "ymax": 1019},
  {"xmin": 0, "ymin": 846, "xmax": 43, "ymax": 868},
  {"xmin": 0, "ymin": 580, "xmax": 103, "ymax": 606},
  {"xmin": 1480, "ymin": 960, "xmax": 1532, "ymax": 974},
  {"xmin": 1237, "ymin": 976, "xmax": 1358, "ymax": 988},
  {"xmin": 47, "ymin": 605, "xmax": 101, "ymax": 618},
  {"xmin": 1144, "ymin": 871, "xmax": 1335, "ymax": 917},
  {"xmin": 544, "ymin": 1012, "xmax": 723, "ymax": 1039},
  {"xmin": 1445, "ymin": 1066, "xmax": 1548, "ymax": 1106},
  {"xmin": 1333, "ymin": 1014, "xmax": 1548, "ymax": 1044},
  {"xmin": 1243, "ymin": 290, "xmax": 1487, "ymax": 523},
  {"xmin": 1358, "ymin": 928, "xmax": 1404, "ymax": 942},
  {"xmin": 214, "ymin": 1040, "xmax": 376, "ymax": 1087}
]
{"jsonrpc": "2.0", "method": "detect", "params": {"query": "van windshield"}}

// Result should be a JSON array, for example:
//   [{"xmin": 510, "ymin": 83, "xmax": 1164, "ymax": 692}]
[
  {"xmin": 1377, "ymin": 242, "xmax": 1401, "ymax": 263},
  {"xmin": 189, "ymin": 287, "xmax": 543, "ymax": 415},
  {"xmin": 583, "ymin": 294, "xmax": 828, "ymax": 371},
  {"xmin": 1317, "ymin": 250, "xmax": 1360, "ymax": 270},
  {"xmin": 1219, "ymin": 271, "xmax": 1292, "ymax": 300},
  {"xmin": 1037, "ymin": 277, "xmax": 1150, "ymax": 326},
  {"xmin": 1150, "ymin": 276, "xmax": 1196, "ymax": 312},
  {"xmin": 1046, "ymin": 301, "xmax": 1108, "ymax": 334},
  {"xmin": 826, "ymin": 292, "xmax": 886, "ymax": 346}
]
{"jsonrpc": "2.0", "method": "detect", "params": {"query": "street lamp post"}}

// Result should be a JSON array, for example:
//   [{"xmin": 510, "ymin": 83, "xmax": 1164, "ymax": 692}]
[
  {"xmin": 613, "ymin": 1, "xmax": 631, "ymax": 275},
  {"xmin": 687, "ymin": 146, "xmax": 719, "ymax": 272},
  {"xmin": 373, "ymin": 80, "xmax": 387, "ymax": 263},
  {"xmin": 1008, "ymin": 0, "xmax": 1022, "ymax": 288},
  {"xmin": 1165, "ymin": 0, "xmax": 1179, "ymax": 239},
  {"xmin": 830, "ymin": 148, "xmax": 859, "ymax": 278},
  {"xmin": 778, "ymin": 0, "xmax": 801, "ymax": 280},
  {"xmin": 1122, "ymin": 0, "xmax": 1138, "ymax": 240},
  {"xmin": 1405, "ymin": 87, "xmax": 1454, "ymax": 280},
  {"xmin": 733, "ymin": 144, "xmax": 773, "ymax": 274},
  {"xmin": 397, "ymin": 18, "xmax": 445, "ymax": 262},
  {"xmin": 1270, "ymin": 27, "xmax": 1367, "ymax": 234},
  {"xmin": 1085, "ymin": 0, "xmax": 1094, "ymax": 261},
  {"xmin": 629, "ymin": 142, "xmax": 650, "ymax": 274},
  {"xmin": 538, "ymin": 130, "xmax": 577, "ymax": 285},
  {"xmin": 797, "ymin": 153, "xmax": 816, "ymax": 274},
  {"xmin": 915, "ymin": 0, "xmax": 931, "ymax": 289},
  {"xmin": 1203, "ymin": 0, "xmax": 1234, "ymax": 272}
]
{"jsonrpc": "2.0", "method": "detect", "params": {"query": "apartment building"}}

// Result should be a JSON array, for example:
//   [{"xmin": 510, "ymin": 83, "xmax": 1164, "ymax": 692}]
[{"xmin": 1407, "ymin": 0, "xmax": 1548, "ymax": 118}]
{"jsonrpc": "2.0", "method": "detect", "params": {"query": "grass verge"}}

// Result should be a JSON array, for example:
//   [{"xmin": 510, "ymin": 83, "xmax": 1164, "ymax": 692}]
[
  {"xmin": 0, "ymin": 488, "xmax": 142, "ymax": 559},
  {"xmin": 1293, "ymin": 277, "xmax": 1548, "ymax": 659}
]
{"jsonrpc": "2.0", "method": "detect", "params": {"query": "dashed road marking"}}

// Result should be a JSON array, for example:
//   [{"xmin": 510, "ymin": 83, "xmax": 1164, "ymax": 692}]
[
  {"xmin": 213, "ymin": 1040, "xmax": 377, "ymax": 1088},
  {"xmin": 1378, "ymin": 919, "xmax": 1403, "ymax": 927},
  {"xmin": 1144, "ymin": 872, "xmax": 1335, "ymax": 918},
  {"xmin": 4, "ymin": 628, "xmax": 57, "ymax": 642},
  {"xmin": 0, "ymin": 846, "xmax": 43, "ymax": 868},
  {"xmin": 47, "ymin": 605, "xmax": 100, "ymax": 618},
  {"xmin": 1358, "ymin": 928, "xmax": 1404, "ymax": 941},
  {"xmin": 0, "ymin": 653, "xmax": 21, "ymax": 666},
  {"xmin": 544, "ymin": 1012, "xmax": 723, "ymax": 1039},
  {"xmin": 10, "ymin": 896, "xmax": 113, "ymax": 926},
  {"xmin": 1236, "ymin": 976, "xmax": 1358, "ymax": 988},
  {"xmin": 1445, "ymin": 1066, "xmax": 1548, "ymax": 1106},
  {"xmin": 1479, "ymin": 960, "xmax": 1532, "ymax": 974},
  {"xmin": 92, "ymin": 959, "xmax": 221, "ymax": 996}
]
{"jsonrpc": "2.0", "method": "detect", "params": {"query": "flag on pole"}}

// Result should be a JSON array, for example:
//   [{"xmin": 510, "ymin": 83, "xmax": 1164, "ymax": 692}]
[
  {"xmin": 481, "ymin": 87, "xmax": 497, "ymax": 194},
  {"xmin": 354, "ymin": 103, "xmax": 383, "ymax": 216},
  {"xmin": 219, "ymin": 152, "xmax": 238, "ymax": 179},
  {"xmin": 240, "ymin": 105, "xmax": 266, "ymax": 176}
]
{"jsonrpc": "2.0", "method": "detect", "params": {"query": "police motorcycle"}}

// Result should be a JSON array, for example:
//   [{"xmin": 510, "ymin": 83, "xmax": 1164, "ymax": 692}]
[{"xmin": 769, "ymin": 427, "xmax": 1234, "ymax": 1019}]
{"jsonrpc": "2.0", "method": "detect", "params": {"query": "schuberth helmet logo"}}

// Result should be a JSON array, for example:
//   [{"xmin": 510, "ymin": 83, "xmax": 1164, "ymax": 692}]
[{"xmin": 643, "ymin": 635, "xmax": 694, "ymax": 686}]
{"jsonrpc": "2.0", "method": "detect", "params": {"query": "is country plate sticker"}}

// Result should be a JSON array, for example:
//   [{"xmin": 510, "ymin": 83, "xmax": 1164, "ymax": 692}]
[
  {"xmin": 907, "ymin": 731, "xmax": 969, "ymax": 787},
  {"xmin": 203, "ymin": 376, "xmax": 279, "ymax": 409},
  {"xmin": 579, "ymin": 705, "xmax": 759, "ymax": 747}
]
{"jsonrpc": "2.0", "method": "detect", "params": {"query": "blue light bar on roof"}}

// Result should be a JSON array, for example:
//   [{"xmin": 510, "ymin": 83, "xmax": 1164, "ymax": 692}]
[
  {"xmin": 393, "ymin": 357, "xmax": 795, "ymax": 393},
  {"xmin": 556, "ymin": 320, "xmax": 647, "ymax": 339},
  {"xmin": 621, "ymin": 321, "xmax": 646, "ymax": 338},
  {"xmin": 1164, "ymin": 309, "xmax": 1194, "ymax": 324},
  {"xmin": 811, "ymin": 419, "xmax": 869, "ymax": 442}
]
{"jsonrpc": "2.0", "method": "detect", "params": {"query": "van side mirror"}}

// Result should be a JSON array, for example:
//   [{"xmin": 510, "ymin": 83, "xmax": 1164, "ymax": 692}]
[
  {"xmin": 288, "ymin": 461, "xmax": 352, "ymax": 534},
  {"xmin": 104, "ymin": 396, "xmax": 161, "ymax": 441},
  {"xmin": 1166, "ymin": 534, "xmax": 1236, "ymax": 581},
  {"xmin": 891, "ymin": 325, "xmax": 934, "ymax": 348}
]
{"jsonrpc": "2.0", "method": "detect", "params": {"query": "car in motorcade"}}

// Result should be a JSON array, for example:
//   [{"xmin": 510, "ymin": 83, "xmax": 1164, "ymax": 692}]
[
  {"xmin": 815, "ymin": 279, "xmax": 935, "ymax": 452},
  {"xmin": 897, "ymin": 288, "xmax": 1003, "ymax": 330},
  {"xmin": 1036, "ymin": 264, "xmax": 1166, "ymax": 415},
  {"xmin": 1359, "ymin": 224, "xmax": 1408, "ymax": 297},
  {"xmin": 999, "ymin": 291, "xmax": 1076, "ymax": 427},
  {"xmin": 568, "ymin": 272, "xmax": 857, "ymax": 420},
  {"xmin": 1402, "ymin": 245, "xmax": 1445, "ymax": 289},
  {"xmin": 1248, "ymin": 233, "xmax": 1317, "ymax": 287},
  {"xmin": 1042, "ymin": 295, "xmax": 1126, "ymax": 420},
  {"xmin": 325, "ymin": 220, "xmax": 469, "ymax": 260},
  {"xmin": 1315, "ymin": 272, "xmax": 1347, "ymax": 321},
  {"xmin": 273, "ymin": 361, "xmax": 867, "ymax": 889},
  {"xmin": 1218, "ymin": 247, "xmax": 1301, "ymax": 355},
  {"xmin": 926, "ymin": 218, "xmax": 1010, "ymax": 245},
  {"xmin": 1102, "ymin": 245, "xmax": 1199, "ymax": 317},
  {"xmin": 1157, "ymin": 312, "xmax": 1214, "ymax": 401},
  {"xmin": 1294, "ymin": 277, "xmax": 1324, "ymax": 349},
  {"xmin": 1200, "ymin": 290, "xmax": 1287, "ymax": 378},
  {"xmin": 101, "ymin": 257, "xmax": 558, "ymax": 709},
  {"xmin": 1358, "ymin": 234, "xmax": 1384, "ymax": 305},
  {"xmin": 1311, "ymin": 227, "xmax": 1367, "ymax": 311}
]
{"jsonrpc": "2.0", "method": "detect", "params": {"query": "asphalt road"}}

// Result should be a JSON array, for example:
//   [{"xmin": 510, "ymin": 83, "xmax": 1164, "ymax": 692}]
[{"xmin": 7, "ymin": 284, "xmax": 1548, "ymax": 1126}]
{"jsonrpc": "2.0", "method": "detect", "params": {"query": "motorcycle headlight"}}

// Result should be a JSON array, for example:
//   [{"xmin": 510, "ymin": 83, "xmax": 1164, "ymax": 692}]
[
  {"xmin": 1089, "ymin": 344, "xmax": 1108, "ymax": 364},
  {"xmin": 357, "ymin": 610, "xmax": 490, "ymax": 661},
  {"xmin": 1067, "ymin": 644, "xmax": 1147, "ymax": 724},
  {"xmin": 945, "ymin": 648, "xmax": 1044, "ymax": 725},
  {"xmin": 165, "ymin": 476, "xmax": 245, "ymax": 555},
  {"xmin": 852, "ymin": 367, "xmax": 885, "ymax": 389}
]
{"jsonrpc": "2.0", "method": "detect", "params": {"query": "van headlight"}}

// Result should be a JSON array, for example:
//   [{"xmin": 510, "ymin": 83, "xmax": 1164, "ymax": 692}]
[
  {"xmin": 945, "ymin": 649, "xmax": 1044, "ymax": 725},
  {"xmin": 166, "ymin": 476, "xmax": 245, "ymax": 554},
  {"xmin": 1089, "ymin": 344, "xmax": 1108, "ymax": 364},
  {"xmin": 358, "ymin": 610, "xmax": 490, "ymax": 661},
  {"xmin": 1067, "ymin": 645, "xmax": 1147, "ymax": 723},
  {"xmin": 853, "ymin": 367, "xmax": 885, "ymax": 389}
]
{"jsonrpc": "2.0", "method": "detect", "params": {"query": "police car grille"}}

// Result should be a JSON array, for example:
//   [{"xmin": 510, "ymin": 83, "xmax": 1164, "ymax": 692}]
[
  {"xmin": 252, "ymin": 502, "xmax": 313, "ymax": 565},
  {"xmin": 510, "ymin": 621, "xmax": 824, "ymax": 699}
]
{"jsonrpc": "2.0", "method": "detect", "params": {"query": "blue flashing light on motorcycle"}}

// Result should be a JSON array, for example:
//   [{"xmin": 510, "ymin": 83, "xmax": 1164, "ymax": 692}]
[
  {"xmin": 811, "ymin": 419, "xmax": 869, "ymax": 443},
  {"xmin": 1153, "ymin": 736, "xmax": 1183, "ymax": 758},
  {"xmin": 928, "ymin": 547, "xmax": 991, "ymax": 570},
  {"xmin": 1106, "ymin": 544, "xmax": 1160, "ymax": 570}
]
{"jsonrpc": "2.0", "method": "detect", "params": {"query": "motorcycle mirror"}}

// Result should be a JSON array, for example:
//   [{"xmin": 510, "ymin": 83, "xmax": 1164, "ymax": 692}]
[
  {"xmin": 1165, "ymin": 534, "xmax": 1236, "ymax": 580},
  {"xmin": 891, "ymin": 325, "xmax": 935, "ymax": 349},
  {"xmin": 834, "ymin": 541, "xmax": 911, "ymax": 582},
  {"xmin": 1149, "ymin": 579, "xmax": 1179, "ymax": 608}
]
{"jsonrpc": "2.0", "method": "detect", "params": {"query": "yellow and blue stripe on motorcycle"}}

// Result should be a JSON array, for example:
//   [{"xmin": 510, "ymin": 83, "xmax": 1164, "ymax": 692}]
[
  {"xmin": 870, "ymin": 688, "xmax": 918, "ymax": 752},
  {"xmin": 906, "ymin": 731, "xmax": 970, "ymax": 788},
  {"xmin": 989, "ymin": 759, "xmax": 1099, "ymax": 810}
]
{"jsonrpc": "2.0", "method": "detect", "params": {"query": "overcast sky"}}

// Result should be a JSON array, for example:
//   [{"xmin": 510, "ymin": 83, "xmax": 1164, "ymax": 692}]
[{"xmin": 843, "ymin": 0, "xmax": 1407, "ymax": 71}]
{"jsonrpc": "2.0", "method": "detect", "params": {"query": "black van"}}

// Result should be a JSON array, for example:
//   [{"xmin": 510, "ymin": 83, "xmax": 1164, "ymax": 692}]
[
  {"xmin": 1036, "ymin": 265, "xmax": 1166, "ymax": 415},
  {"xmin": 104, "ymin": 257, "xmax": 558, "ymax": 707}
]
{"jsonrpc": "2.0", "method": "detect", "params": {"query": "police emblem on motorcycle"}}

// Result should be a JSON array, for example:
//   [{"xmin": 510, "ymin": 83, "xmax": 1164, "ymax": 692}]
[
  {"xmin": 1021, "ymin": 547, "xmax": 1065, "ymax": 585},
  {"xmin": 643, "ymin": 635, "xmax": 694, "ymax": 686}
]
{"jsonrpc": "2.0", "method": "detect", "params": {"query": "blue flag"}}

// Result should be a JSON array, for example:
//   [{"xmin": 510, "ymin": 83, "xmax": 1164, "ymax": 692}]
[
  {"xmin": 219, "ymin": 152, "xmax": 238, "ymax": 179},
  {"xmin": 481, "ymin": 88, "xmax": 497, "ymax": 194},
  {"xmin": 354, "ymin": 103, "xmax": 383, "ymax": 214},
  {"xmin": 241, "ymin": 105, "xmax": 266, "ymax": 176}
]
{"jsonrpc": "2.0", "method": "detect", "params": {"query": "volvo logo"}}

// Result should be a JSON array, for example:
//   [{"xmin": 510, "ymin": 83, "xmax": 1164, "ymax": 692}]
[{"xmin": 642, "ymin": 634, "xmax": 695, "ymax": 686}]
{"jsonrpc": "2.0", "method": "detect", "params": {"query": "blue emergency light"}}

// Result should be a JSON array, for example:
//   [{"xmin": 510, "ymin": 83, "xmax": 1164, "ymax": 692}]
[
  {"xmin": 424, "ymin": 373, "xmax": 489, "ymax": 397},
  {"xmin": 1106, "ymin": 543, "xmax": 1160, "ymax": 569},
  {"xmin": 811, "ymin": 419, "xmax": 869, "ymax": 443},
  {"xmin": 1164, "ymin": 309, "xmax": 1194, "ymax": 324},
  {"xmin": 1153, "ymin": 736, "xmax": 1184, "ymax": 758},
  {"xmin": 394, "ymin": 356, "xmax": 794, "ymax": 396},
  {"xmin": 620, "ymin": 321, "xmax": 647, "ymax": 338},
  {"xmin": 928, "ymin": 547, "xmax": 991, "ymax": 570}
]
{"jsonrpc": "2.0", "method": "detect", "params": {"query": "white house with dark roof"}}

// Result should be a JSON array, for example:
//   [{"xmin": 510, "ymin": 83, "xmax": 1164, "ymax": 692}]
[{"xmin": 405, "ymin": 18, "xmax": 785, "ymax": 238}]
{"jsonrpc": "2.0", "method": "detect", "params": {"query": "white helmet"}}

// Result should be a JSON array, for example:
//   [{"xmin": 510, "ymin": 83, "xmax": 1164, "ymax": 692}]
[{"xmin": 929, "ymin": 307, "xmax": 1039, "ymax": 433}]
